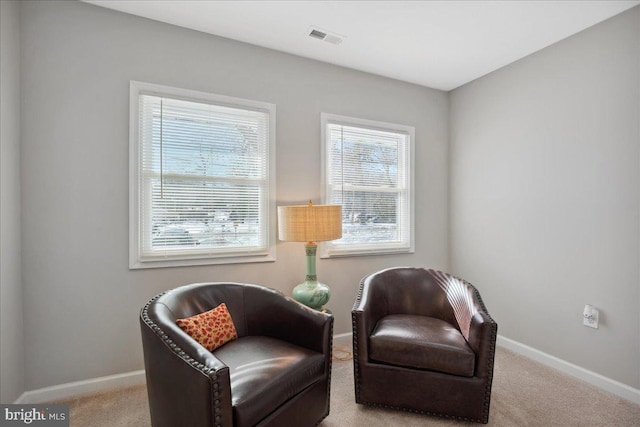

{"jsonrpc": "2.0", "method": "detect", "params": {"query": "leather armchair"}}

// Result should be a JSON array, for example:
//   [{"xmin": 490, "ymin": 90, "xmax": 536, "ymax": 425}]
[
  {"xmin": 352, "ymin": 267, "xmax": 497, "ymax": 423},
  {"xmin": 140, "ymin": 282, "xmax": 333, "ymax": 427}
]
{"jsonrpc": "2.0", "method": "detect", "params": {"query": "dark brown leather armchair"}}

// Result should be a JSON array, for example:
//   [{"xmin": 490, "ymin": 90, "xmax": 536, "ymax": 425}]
[
  {"xmin": 352, "ymin": 267, "xmax": 497, "ymax": 423},
  {"xmin": 140, "ymin": 282, "xmax": 333, "ymax": 427}
]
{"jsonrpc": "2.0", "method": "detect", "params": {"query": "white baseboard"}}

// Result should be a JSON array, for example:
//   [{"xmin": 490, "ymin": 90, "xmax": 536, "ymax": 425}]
[
  {"xmin": 13, "ymin": 334, "xmax": 639, "ymax": 406},
  {"xmin": 497, "ymin": 334, "xmax": 640, "ymax": 404},
  {"xmin": 14, "ymin": 370, "xmax": 146, "ymax": 404}
]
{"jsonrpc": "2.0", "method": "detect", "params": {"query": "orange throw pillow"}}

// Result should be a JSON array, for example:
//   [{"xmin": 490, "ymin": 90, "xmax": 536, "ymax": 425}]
[{"xmin": 176, "ymin": 303, "xmax": 238, "ymax": 351}]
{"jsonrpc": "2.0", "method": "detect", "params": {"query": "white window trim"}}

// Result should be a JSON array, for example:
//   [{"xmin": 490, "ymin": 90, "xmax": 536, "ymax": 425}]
[
  {"xmin": 129, "ymin": 81, "xmax": 276, "ymax": 269},
  {"xmin": 320, "ymin": 113, "xmax": 415, "ymax": 258}
]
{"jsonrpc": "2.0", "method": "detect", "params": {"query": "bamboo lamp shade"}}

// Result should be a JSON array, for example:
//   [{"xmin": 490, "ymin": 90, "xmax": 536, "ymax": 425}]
[{"xmin": 277, "ymin": 201, "xmax": 342, "ymax": 243}]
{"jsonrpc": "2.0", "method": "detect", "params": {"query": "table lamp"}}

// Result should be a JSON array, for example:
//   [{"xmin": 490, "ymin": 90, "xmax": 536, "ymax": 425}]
[{"xmin": 277, "ymin": 201, "xmax": 342, "ymax": 311}]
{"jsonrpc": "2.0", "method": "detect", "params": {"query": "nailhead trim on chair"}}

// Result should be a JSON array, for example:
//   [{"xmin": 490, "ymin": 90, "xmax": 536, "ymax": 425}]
[
  {"xmin": 459, "ymin": 277, "xmax": 498, "ymax": 424},
  {"xmin": 468, "ymin": 280, "xmax": 498, "ymax": 424},
  {"xmin": 141, "ymin": 289, "xmax": 225, "ymax": 426},
  {"xmin": 351, "ymin": 274, "xmax": 367, "ymax": 405},
  {"xmin": 314, "ymin": 315, "xmax": 334, "ymax": 427},
  {"xmin": 351, "ymin": 269, "xmax": 498, "ymax": 424},
  {"xmin": 351, "ymin": 309, "xmax": 362, "ymax": 404}
]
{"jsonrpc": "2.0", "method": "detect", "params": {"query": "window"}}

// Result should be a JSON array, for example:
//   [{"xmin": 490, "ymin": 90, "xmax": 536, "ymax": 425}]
[
  {"xmin": 130, "ymin": 81, "xmax": 276, "ymax": 268},
  {"xmin": 321, "ymin": 113, "xmax": 414, "ymax": 257}
]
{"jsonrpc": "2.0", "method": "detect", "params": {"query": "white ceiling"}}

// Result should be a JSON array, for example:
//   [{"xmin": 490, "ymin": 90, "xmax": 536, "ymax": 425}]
[{"xmin": 85, "ymin": 0, "xmax": 639, "ymax": 91}]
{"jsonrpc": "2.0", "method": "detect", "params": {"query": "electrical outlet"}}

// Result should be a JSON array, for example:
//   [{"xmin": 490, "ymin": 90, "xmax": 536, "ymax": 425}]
[{"xmin": 583, "ymin": 304, "xmax": 599, "ymax": 329}]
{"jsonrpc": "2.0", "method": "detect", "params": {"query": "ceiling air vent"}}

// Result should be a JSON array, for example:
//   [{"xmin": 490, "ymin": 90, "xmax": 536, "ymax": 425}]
[
  {"xmin": 308, "ymin": 26, "xmax": 344, "ymax": 45},
  {"xmin": 309, "ymin": 29, "xmax": 327, "ymax": 40}
]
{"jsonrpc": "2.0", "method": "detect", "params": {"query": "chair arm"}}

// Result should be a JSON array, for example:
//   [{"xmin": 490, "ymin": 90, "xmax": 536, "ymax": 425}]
[
  {"xmin": 467, "ymin": 310, "xmax": 498, "ymax": 379},
  {"xmin": 244, "ymin": 285, "xmax": 333, "ymax": 355},
  {"xmin": 352, "ymin": 274, "xmax": 389, "ymax": 364},
  {"xmin": 140, "ymin": 300, "xmax": 233, "ymax": 427},
  {"xmin": 352, "ymin": 275, "xmax": 388, "ymax": 336},
  {"xmin": 444, "ymin": 276, "xmax": 498, "ymax": 379}
]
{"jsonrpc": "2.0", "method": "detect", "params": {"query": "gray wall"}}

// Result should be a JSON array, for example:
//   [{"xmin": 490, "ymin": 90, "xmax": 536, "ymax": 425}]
[
  {"xmin": 450, "ymin": 6, "xmax": 640, "ymax": 388},
  {"xmin": 19, "ymin": 0, "xmax": 449, "ymax": 390},
  {"xmin": 0, "ymin": 0, "xmax": 25, "ymax": 403}
]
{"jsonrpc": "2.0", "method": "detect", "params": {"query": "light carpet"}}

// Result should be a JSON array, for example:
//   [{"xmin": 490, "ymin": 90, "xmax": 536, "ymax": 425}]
[{"xmin": 60, "ymin": 346, "xmax": 640, "ymax": 426}]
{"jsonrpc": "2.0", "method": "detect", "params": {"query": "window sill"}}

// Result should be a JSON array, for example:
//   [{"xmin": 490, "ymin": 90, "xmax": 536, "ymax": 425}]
[
  {"xmin": 320, "ymin": 247, "xmax": 414, "ymax": 259},
  {"xmin": 129, "ymin": 253, "xmax": 275, "ymax": 269}
]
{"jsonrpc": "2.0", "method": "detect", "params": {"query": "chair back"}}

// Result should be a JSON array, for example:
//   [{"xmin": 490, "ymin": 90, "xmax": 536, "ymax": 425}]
[{"xmin": 363, "ymin": 267, "xmax": 479, "ymax": 338}]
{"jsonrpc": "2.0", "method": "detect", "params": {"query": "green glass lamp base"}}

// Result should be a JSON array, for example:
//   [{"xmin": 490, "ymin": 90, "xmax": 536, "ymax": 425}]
[
  {"xmin": 291, "ymin": 242, "xmax": 331, "ymax": 311},
  {"xmin": 292, "ymin": 281, "xmax": 331, "ymax": 311}
]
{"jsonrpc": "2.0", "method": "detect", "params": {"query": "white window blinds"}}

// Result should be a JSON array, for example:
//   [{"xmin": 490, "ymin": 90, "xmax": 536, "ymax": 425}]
[
  {"xmin": 130, "ymin": 82, "xmax": 275, "ymax": 268},
  {"xmin": 322, "ymin": 114, "xmax": 414, "ymax": 257}
]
